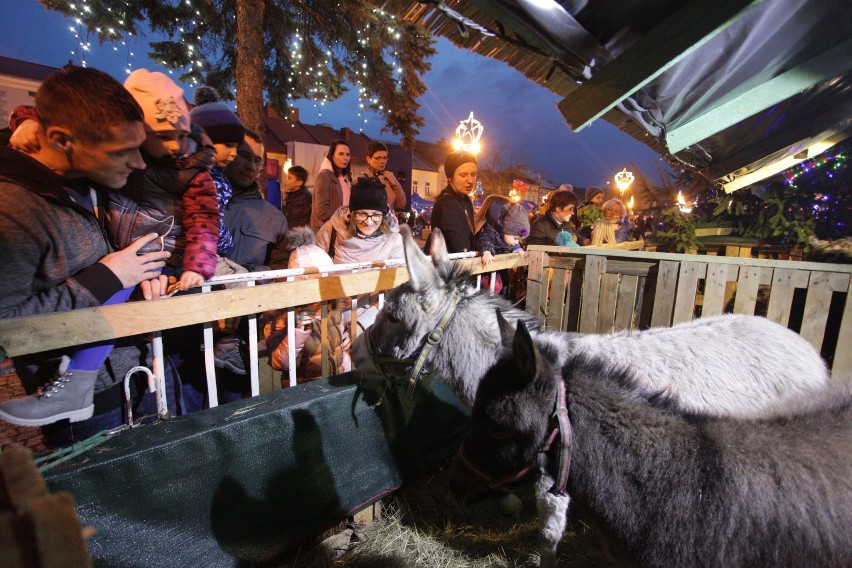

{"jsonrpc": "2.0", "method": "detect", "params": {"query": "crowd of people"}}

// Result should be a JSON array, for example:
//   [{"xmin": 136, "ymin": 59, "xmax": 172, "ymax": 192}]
[{"xmin": 0, "ymin": 63, "xmax": 637, "ymax": 447}]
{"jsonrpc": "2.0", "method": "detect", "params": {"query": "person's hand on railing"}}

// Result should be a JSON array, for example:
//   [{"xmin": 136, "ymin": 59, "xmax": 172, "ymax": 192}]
[
  {"xmin": 139, "ymin": 274, "xmax": 170, "ymax": 300},
  {"xmin": 99, "ymin": 233, "xmax": 170, "ymax": 288},
  {"xmin": 481, "ymin": 251, "xmax": 494, "ymax": 265}
]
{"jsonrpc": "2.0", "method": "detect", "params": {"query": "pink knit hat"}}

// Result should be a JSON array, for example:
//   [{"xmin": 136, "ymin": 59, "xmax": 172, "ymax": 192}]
[{"xmin": 124, "ymin": 69, "xmax": 190, "ymax": 133}]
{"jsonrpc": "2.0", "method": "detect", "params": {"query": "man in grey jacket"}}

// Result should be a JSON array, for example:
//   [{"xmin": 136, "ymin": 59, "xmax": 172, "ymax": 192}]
[
  {"xmin": 0, "ymin": 65, "xmax": 171, "ymax": 438},
  {"xmin": 224, "ymin": 130, "xmax": 289, "ymax": 272}
]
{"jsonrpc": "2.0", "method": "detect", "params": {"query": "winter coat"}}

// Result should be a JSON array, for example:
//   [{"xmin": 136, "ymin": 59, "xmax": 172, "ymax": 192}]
[
  {"xmin": 475, "ymin": 198, "xmax": 520, "ymax": 257},
  {"xmin": 429, "ymin": 186, "xmax": 475, "ymax": 254},
  {"xmin": 282, "ymin": 186, "xmax": 312, "ymax": 229},
  {"xmin": 315, "ymin": 207, "xmax": 404, "ymax": 264},
  {"xmin": 0, "ymin": 146, "xmax": 150, "ymax": 394},
  {"xmin": 310, "ymin": 157, "xmax": 351, "ymax": 233},
  {"xmin": 105, "ymin": 144, "xmax": 220, "ymax": 278},
  {"xmin": 527, "ymin": 213, "xmax": 579, "ymax": 246},
  {"xmin": 225, "ymin": 184, "xmax": 290, "ymax": 271},
  {"xmin": 210, "ymin": 165, "xmax": 236, "ymax": 256}
]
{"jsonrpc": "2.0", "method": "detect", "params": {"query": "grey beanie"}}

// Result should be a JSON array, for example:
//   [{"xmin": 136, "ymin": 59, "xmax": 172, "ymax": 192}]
[{"xmin": 585, "ymin": 186, "xmax": 604, "ymax": 202}]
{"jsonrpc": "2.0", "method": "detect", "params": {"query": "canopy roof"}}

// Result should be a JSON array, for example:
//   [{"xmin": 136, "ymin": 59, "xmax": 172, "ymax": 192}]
[{"xmin": 385, "ymin": 0, "xmax": 852, "ymax": 191}]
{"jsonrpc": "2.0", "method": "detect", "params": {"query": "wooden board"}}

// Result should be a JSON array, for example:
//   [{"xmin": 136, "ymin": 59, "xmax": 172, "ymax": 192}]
[
  {"xmin": 579, "ymin": 255, "xmax": 606, "ymax": 333},
  {"xmin": 525, "ymin": 251, "xmax": 549, "ymax": 323},
  {"xmin": 614, "ymin": 274, "xmax": 640, "ymax": 331},
  {"xmin": 596, "ymin": 273, "xmax": 620, "ymax": 333},
  {"xmin": 732, "ymin": 265, "xmax": 761, "ymax": 315},
  {"xmin": 799, "ymin": 272, "xmax": 834, "ymax": 353},
  {"xmin": 832, "ymin": 278, "xmax": 852, "ymax": 379},
  {"xmin": 701, "ymin": 263, "xmax": 730, "ymax": 316},
  {"xmin": 672, "ymin": 261, "xmax": 705, "ymax": 324},
  {"xmin": 650, "ymin": 261, "xmax": 681, "ymax": 327},
  {"xmin": 546, "ymin": 267, "xmax": 569, "ymax": 332},
  {"xmin": 766, "ymin": 268, "xmax": 799, "ymax": 326}
]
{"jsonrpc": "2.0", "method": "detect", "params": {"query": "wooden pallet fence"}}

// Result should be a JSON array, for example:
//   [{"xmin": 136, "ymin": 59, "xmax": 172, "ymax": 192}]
[{"xmin": 526, "ymin": 245, "xmax": 852, "ymax": 378}]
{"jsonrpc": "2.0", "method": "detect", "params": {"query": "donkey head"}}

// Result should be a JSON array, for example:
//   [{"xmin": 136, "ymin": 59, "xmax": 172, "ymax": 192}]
[
  {"xmin": 351, "ymin": 226, "xmax": 543, "ymax": 405},
  {"xmin": 449, "ymin": 318, "xmax": 561, "ymax": 501}
]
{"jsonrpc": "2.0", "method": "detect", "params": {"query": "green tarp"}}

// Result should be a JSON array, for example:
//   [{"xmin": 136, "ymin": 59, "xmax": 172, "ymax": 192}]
[{"xmin": 43, "ymin": 374, "xmax": 469, "ymax": 567}]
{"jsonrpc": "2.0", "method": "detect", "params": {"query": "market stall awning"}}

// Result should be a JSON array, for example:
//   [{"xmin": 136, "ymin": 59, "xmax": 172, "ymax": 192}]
[
  {"xmin": 411, "ymin": 193, "xmax": 435, "ymax": 208},
  {"xmin": 384, "ymin": 0, "xmax": 852, "ymax": 191}
]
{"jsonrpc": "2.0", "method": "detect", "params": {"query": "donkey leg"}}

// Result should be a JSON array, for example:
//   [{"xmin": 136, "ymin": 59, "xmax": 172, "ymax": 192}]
[{"xmin": 535, "ymin": 475, "xmax": 569, "ymax": 568}]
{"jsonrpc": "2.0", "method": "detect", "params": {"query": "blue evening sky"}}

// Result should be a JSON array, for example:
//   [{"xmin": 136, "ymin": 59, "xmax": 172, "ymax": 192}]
[{"xmin": 0, "ymin": 0, "xmax": 672, "ymax": 187}]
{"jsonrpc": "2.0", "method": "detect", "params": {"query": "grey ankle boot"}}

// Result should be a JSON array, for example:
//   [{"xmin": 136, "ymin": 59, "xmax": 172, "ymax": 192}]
[{"xmin": 0, "ymin": 370, "xmax": 97, "ymax": 427}]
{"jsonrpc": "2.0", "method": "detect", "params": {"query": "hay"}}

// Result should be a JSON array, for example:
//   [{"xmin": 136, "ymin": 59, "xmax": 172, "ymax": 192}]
[{"xmin": 273, "ymin": 462, "xmax": 613, "ymax": 567}]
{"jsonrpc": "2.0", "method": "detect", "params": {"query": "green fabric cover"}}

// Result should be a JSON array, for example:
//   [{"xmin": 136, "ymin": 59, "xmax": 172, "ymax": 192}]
[{"xmin": 43, "ymin": 373, "xmax": 469, "ymax": 567}]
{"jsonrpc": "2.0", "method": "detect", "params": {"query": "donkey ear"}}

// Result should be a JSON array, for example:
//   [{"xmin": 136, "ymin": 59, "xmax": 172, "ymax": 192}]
[
  {"xmin": 512, "ymin": 321, "xmax": 540, "ymax": 385},
  {"xmin": 496, "ymin": 309, "xmax": 514, "ymax": 349},
  {"xmin": 428, "ymin": 228, "xmax": 450, "ymax": 266},
  {"xmin": 402, "ymin": 225, "xmax": 438, "ymax": 291}
]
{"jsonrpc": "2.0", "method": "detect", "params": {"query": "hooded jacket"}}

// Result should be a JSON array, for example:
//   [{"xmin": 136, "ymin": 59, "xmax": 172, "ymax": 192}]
[
  {"xmin": 310, "ymin": 157, "xmax": 351, "ymax": 233},
  {"xmin": 315, "ymin": 206, "xmax": 403, "ymax": 265}
]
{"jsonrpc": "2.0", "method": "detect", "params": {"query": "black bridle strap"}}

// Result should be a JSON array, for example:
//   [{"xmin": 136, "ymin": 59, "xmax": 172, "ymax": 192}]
[
  {"xmin": 405, "ymin": 293, "xmax": 462, "ymax": 397},
  {"xmin": 362, "ymin": 326, "xmax": 415, "ymax": 385}
]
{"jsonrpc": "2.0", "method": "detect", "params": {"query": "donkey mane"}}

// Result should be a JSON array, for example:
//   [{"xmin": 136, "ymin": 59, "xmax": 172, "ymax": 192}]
[
  {"xmin": 432, "ymin": 261, "xmax": 543, "ymax": 333},
  {"xmin": 560, "ymin": 352, "xmax": 684, "ymax": 415}
]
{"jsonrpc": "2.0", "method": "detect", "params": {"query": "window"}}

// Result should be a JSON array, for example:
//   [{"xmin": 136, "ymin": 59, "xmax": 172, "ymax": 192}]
[
  {"xmin": 413, "ymin": 180, "xmax": 419, "ymax": 194},
  {"xmin": 425, "ymin": 182, "xmax": 431, "ymax": 196}
]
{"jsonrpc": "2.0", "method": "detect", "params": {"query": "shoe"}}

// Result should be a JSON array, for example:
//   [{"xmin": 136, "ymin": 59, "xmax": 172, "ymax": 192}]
[
  {"xmin": 0, "ymin": 370, "xmax": 97, "ymax": 427},
  {"xmin": 213, "ymin": 336, "xmax": 248, "ymax": 375}
]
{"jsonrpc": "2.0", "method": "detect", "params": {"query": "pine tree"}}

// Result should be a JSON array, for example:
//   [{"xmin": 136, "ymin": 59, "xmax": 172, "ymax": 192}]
[{"xmin": 40, "ymin": 0, "xmax": 436, "ymax": 146}]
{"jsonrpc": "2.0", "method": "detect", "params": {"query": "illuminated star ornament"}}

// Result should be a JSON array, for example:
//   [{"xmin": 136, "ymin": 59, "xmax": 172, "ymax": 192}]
[
  {"xmin": 614, "ymin": 167, "xmax": 635, "ymax": 194},
  {"xmin": 453, "ymin": 112, "xmax": 484, "ymax": 154}
]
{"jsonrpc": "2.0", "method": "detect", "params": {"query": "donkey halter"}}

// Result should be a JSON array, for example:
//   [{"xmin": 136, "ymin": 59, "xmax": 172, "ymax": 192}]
[
  {"xmin": 363, "ymin": 293, "xmax": 463, "ymax": 398},
  {"xmin": 456, "ymin": 380, "xmax": 572, "ymax": 496}
]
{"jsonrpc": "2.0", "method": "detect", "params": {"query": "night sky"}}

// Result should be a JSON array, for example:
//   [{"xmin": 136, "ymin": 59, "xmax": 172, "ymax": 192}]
[{"xmin": 1, "ymin": 0, "xmax": 672, "ymax": 188}]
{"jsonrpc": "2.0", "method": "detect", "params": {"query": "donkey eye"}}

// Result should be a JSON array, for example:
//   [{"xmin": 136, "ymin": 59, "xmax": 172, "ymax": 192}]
[{"xmin": 385, "ymin": 312, "xmax": 401, "ymax": 324}]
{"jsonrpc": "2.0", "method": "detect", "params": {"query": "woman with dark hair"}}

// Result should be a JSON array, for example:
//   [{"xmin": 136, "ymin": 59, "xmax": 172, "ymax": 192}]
[
  {"xmin": 362, "ymin": 140, "xmax": 406, "ymax": 210},
  {"xmin": 310, "ymin": 139, "xmax": 351, "ymax": 232},
  {"xmin": 428, "ymin": 150, "xmax": 478, "ymax": 253},
  {"xmin": 527, "ymin": 189, "xmax": 584, "ymax": 246}
]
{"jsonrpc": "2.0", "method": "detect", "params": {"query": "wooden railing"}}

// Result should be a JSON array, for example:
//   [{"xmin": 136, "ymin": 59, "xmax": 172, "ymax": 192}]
[
  {"xmin": 526, "ymin": 245, "xmax": 852, "ymax": 377},
  {"xmin": 0, "ymin": 253, "xmax": 528, "ymax": 403}
]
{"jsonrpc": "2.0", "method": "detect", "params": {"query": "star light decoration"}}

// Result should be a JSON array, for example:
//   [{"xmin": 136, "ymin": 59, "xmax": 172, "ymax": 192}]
[
  {"xmin": 614, "ymin": 167, "xmax": 635, "ymax": 194},
  {"xmin": 453, "ymin": 112, "xmax": 484, "ymax": 154}
]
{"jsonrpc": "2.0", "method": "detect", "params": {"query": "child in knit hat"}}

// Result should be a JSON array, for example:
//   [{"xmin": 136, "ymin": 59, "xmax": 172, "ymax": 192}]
[
  {"xmin": 264, "ymin": 227, "xmax": 349, "ymax": 384},
  {"xmin": 116, "ymin": 69, "xmax": 220, "ymax": 290},
  {"xmin": 190, "ymin": 86, "xmax": 246, "ymax": 256},
  {"xmin": 474, "ymin": 195, "xmax": 530, "ymax": 265}
]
